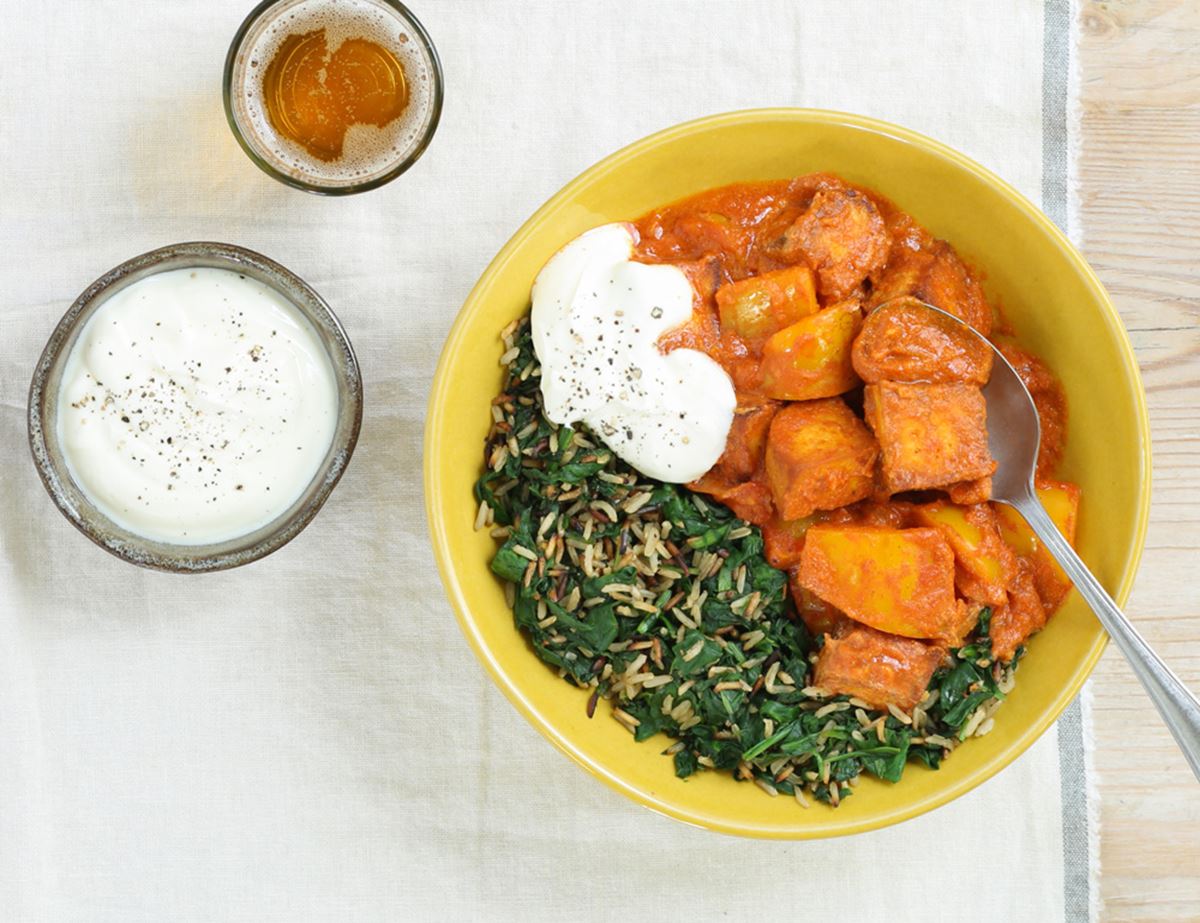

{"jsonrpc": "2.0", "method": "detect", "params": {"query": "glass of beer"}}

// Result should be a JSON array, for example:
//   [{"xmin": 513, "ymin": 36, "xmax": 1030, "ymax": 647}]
[{"xmin": 223, "ymin": 0, "xmax": 443, "ymax": 195}]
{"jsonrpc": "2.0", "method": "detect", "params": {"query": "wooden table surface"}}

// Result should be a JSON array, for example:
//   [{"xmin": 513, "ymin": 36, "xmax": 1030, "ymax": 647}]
[{"xmin": 1078, "ymin": 1, "xmax": 1200, "ymax": 918}]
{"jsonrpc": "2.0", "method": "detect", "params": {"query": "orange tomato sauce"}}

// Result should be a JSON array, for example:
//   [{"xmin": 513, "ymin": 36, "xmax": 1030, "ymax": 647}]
[{"xmin": 628, "ymin": 174, "xmax": 1074, "ymax": 707}]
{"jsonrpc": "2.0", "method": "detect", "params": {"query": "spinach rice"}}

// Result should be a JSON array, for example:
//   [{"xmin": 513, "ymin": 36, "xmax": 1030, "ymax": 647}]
[{"xmin": 475, "ymin": 316, "xmax": 1019, "ymax": 806}]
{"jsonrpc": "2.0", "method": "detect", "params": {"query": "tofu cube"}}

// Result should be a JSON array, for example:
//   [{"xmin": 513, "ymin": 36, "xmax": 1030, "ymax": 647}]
[
  {"xmin": 814, "ymin": 625, "xmax": 946, "ymax": 710},
  {"xmin": 764, "ymin": 398, "xmax": 877, "ymax": 520},
  {"xmin": 776, "ymin": 187, "xmax": 889, "ymax": 301},
  {"xmin": 864, "ymin": 381, "xmax": 996, "ymax": 495}
]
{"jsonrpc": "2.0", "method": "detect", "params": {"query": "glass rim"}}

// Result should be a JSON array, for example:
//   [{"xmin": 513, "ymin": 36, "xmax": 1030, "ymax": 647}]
[{"xmin": 222, "ymin": 0, "xmax": 444, "ymax": 196}]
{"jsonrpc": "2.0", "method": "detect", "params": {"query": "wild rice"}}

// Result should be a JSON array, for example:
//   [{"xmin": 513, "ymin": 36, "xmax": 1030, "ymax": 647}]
[{"xmin": 480, "ymin": 316, "xmax": 1026, "ymax": 812}]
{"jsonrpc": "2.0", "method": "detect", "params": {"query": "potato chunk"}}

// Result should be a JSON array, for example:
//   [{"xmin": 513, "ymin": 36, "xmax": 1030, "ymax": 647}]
[
  {"xmin": 764, "ymin": 399, "xmax": 877, "ymax": 520},
  {"xmin": 864, "ymin": 381, "xmax": 996, "ymax": 495},
  {"xmin": 715, "ymin": 265, "xmax": 818, "ymax": 345},
  {"xmin": 760, "ymin": 302, "xmax": 861, "ymax": 400},
  {"xmin": 814, "ymin": 625, "xmax": 945, "ymax": 710},
  {"xmin": 996, "ymin": 480, "xmax": 1081, "ymax": 611},
  {"xmin": 798, "ymin": 525, "xmax": 960, "ymax": 641},
  {"xmin": 852, "ymin": 297, "xmax": 992, "ymax": 385},
  {"xmin": 776, "ymin": 187, "xmax": 889, "ymax": 300}
]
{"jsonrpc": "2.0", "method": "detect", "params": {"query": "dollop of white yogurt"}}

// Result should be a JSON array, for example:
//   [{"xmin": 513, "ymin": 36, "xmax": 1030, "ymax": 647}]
[
  {"xmin": 531, "ymin": 223, "xmax": 735, "ymax": 483},
  {"xmin": 56, "ymin": 267, "xmax": 339, "ymax": 545}
]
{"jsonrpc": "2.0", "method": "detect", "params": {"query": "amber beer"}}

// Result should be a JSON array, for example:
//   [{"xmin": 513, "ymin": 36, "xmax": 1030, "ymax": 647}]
[{"xmin": 225, "ymin": 0, "xmax": 442, "ymax": 193}]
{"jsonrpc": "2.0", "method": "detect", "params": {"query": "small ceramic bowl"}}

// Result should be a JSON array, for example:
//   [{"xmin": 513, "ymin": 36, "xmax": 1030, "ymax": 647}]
[{"xmin": 28, "ymin": 242, "xmax": 363, "ymax": 573}]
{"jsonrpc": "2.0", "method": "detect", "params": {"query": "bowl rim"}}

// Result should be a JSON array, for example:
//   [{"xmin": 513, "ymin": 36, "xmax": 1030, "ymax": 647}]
[
  {"xmin": 28, "ymin": 240, "xmax": 364, "ymax": 573},
  {"xmin": 424, "ymin": 107, "xmax": 1152, "ymax": 838}
]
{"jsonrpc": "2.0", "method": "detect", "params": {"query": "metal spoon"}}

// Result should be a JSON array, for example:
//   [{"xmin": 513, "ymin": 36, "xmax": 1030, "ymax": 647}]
[{"xmin": 894, "ymin": 299, "xmax": 1200, "ymax": 780}]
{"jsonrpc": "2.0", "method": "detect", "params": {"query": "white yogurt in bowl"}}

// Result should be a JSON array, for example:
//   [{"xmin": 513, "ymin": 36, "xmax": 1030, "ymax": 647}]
[
  {"xmin": 57, "ymin": 268, "xmax": 339, "ymax": 545},
  {"xmin": 28, "ymin": 243, "xmax": 362, "ymax": 572}
]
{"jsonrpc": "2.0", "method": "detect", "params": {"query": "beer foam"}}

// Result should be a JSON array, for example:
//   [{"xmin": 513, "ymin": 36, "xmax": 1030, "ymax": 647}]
[{"xmin": 231, "ymin": 0, "xmax": 438, "ymax": 187}]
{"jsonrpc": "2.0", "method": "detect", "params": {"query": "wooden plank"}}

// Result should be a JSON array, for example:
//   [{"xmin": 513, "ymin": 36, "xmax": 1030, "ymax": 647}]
[{"xmin": 1078, "ymin": 1, "xmax": 1200, "ymax": 919}]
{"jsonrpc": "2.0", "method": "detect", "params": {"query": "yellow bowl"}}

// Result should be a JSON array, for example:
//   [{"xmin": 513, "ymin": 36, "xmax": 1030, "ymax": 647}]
[{"xmin": 425, "ymin": 109, "xmax": 1150, "ymax": 838}]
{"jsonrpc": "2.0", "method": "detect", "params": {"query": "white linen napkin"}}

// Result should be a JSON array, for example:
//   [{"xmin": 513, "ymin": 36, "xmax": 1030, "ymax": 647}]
[{"xmin": 0, "ymin": 1, "xmax": 1094, "ymax": 920}]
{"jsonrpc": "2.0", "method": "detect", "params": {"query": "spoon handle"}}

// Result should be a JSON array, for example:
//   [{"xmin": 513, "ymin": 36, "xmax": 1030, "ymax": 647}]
[{"xmin": 1013, "ymin": 493, "xmax": 1200, "ymax": 781}]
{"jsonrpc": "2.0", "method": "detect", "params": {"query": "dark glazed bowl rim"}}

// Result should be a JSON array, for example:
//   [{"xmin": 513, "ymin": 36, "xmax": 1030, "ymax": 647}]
[
  {"xmin": 222, "ymin": 0, "xmax": 444, "ymax": 196},
  {"xmin": 28, "ymin": 242, "xmax": 363, "ymax": 573}
]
